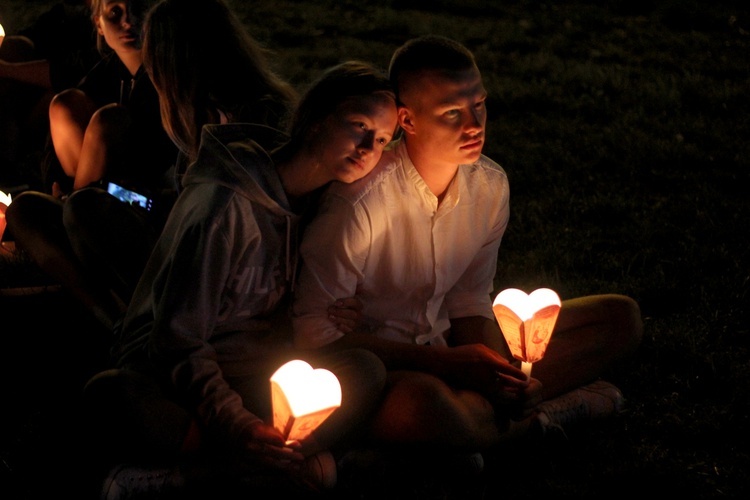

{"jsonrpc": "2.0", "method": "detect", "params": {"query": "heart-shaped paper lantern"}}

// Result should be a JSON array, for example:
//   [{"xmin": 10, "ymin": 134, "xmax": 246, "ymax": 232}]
[
  {"xmin": 0, "ymin": 191, "xmax": 11, "ymax": 208},
  {"xmin": 493, "ymin": 288, "xmax": 561, "ymax": 376},
  {"xmin": 0, "ymin": 191, "xmax": 11, "ymax": 242},
  {"xmin": 270, "ymin": 359, "xmax": 342, "ymax": 442}
]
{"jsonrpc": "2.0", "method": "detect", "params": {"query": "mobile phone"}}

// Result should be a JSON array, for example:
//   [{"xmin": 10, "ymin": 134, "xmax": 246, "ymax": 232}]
[{"xmin": 106, "ymin": 182, "xmax": 153, "ymax": 211}]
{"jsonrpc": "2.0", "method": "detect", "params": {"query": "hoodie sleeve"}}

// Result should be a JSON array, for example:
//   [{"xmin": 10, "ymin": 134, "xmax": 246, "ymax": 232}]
[
  {"xmin": 292, "ymin": 193, "xmax": 370, "ymax": 349},
  {"xmin": 145, "ymin": 192, "xmax": 265, "ymax": 449}
]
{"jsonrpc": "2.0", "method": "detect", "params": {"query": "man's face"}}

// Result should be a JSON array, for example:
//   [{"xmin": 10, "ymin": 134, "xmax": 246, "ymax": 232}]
[{"xmin": 398, "ymin": 66, "xmax": 487, "ymax": 168}]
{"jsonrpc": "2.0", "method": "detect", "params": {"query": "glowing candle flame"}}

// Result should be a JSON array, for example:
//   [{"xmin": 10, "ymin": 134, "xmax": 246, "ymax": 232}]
[
  {"xmin": 270, "ymin": 359, "xmax": 341, "ymax": 442},
  {"xmin": 493, "ymin": 288, "xmax": 561, "ymax": 377}
]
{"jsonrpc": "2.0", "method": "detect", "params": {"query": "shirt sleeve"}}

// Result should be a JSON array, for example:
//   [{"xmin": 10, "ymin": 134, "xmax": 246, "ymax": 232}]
[
  {"xmin": 444, "ymin": 165, "xmax": 510, "ymax": 320},
  {"xmin": 292, "ymin": 193, "xmax": 369, "ymax": 349}
]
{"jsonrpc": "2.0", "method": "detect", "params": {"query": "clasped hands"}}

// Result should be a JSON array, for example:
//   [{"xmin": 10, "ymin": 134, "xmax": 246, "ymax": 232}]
[
  {"xmin": 241, "ymin": 420, "xmax": 306, "ymax": 472},
  {"xmin": 234, "ymin": 297, "xmax": 363, "ymax": 471}
]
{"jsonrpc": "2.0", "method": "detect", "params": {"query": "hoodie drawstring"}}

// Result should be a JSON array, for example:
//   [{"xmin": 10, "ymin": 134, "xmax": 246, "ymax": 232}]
[{"xmin": 285, "ymin": 215, "xmax": 298, "ymax": 292}]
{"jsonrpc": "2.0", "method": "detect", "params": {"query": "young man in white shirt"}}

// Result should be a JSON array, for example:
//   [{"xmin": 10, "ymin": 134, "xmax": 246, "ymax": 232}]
[{"xmin": 293, "ymin": 35, "xmax": 643, "ymax": 453}]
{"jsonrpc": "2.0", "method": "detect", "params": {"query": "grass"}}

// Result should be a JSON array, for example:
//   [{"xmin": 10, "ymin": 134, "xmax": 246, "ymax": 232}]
[{"xmin": 2, "ymin": 0, "xmax": 749, "ymax": 497}]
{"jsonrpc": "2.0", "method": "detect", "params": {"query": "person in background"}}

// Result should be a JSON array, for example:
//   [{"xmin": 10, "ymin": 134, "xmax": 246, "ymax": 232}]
[
  {"xmin": 292, "ymin": 35, "xmax": 643, "ymax": 470},
  {"xmin": 6, "ymin": 0, "xmax": 297, "ymax": 331},
  {"xmin": 141, "ymin": 0, "xmax": 297, "ymax": 172},
  {"xmin": 83, "ymin": 60, "xmax": 398, "ymax": 498},
  {"xmin": 0, "ymin": 0, "xmax": 99, "ymax": 191},
  {"xmin": 45, "ymin": 0, "xmax": 174, "ymax": 194},
  {"xmin": 4, "ymin": 0, "xmax": 173, "ymax": 329}
]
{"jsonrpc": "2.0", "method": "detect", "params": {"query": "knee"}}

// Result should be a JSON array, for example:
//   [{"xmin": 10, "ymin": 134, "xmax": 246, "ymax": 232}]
[
  {"xmin": 63, "ymin": 187, "xmax": 109, "ymax": 228},
  {"xmin": 88, "ymin": 103, "xmax": 130, "ymax": 141},
  {"xmin": 386, "ymin": 373, "xmax": 474, "ymax": 434},
  {"xmin": 0, "ymin": 35, "xmax": 36, "ymax": 62},
  {"xmin": 49, "ymin": 88, "xmax": 88, "ymax": 122},
  {"xmin": 375, "ymin": 373, "xmax": 499, "ymax": 447},
  {"xmin": 605, "ymin": 294, "xmax": 644, "ymax": 353},
  {"xmin": 83, "ymin": 368, "xmax": 129, "ymax": 405},
  {"xmin": 83, "ymin": 368, "xmax": 156, "ymax": 409},
  {"xmin": 4, "ymin": 191, "xmax": 59, "ymax": 236},
  {"xmin": 324, "ymin": 348, "xmax": 387, "ymax": 417},
  {"xmin": 342, "ymin": 348, "xmax": 387, "ymax": 394}
]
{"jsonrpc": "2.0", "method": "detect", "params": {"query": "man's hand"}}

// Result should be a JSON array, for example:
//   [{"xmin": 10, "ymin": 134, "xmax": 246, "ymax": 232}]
[
  {"xmin": 435, "ymin": 343, "xmax": 528, "ymax": 395},
  {"xmin": 487, "ymin": 376, "xmax": 543, "ymax": 428},
  {"xmin": 515, "ymin": 377, "xmax": 543, "ymax": 420}
]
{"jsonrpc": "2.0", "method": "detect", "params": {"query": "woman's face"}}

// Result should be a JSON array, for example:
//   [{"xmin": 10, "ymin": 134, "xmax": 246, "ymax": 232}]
[
  {"xmin": 95, "ymin": 0, "xmax": 149, "ymax": 54},
  {"xmin": 315, "ymin": 94, "xmax": 398, "ymax": 184}
]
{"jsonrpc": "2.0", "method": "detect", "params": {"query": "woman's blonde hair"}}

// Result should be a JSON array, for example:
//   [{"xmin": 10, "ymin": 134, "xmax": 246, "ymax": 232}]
[{"xmin": 142, "ymin": 0, "xmax": 297, "ymax": 159}]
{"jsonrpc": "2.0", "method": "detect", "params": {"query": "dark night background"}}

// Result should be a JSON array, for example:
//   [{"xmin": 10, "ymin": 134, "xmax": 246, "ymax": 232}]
[{"xmin": 1, "ymin": 0, "xmax": 749, "ymax": 498}]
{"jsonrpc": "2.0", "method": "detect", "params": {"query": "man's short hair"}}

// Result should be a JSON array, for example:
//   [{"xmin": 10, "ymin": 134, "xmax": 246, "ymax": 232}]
[{"xmin": 388, "ymin": 35, "xmax": 477, "ymax": 100}]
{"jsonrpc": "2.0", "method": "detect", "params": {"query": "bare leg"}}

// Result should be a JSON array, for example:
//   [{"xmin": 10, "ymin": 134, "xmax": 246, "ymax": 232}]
[
  {"xmin": 530, "ymin": 294, "xmax": 643, "ymax": 399},
  {"xmin": 49, "ymin": 88, "xmax": 96, "ymax": 178},
  {"xmin": 74, "ymin": 103, "xmax": 130, "ymax": 189},
  {"xmin": 368, "ymin": 370, "xmax": 504, "ymax": 450}
]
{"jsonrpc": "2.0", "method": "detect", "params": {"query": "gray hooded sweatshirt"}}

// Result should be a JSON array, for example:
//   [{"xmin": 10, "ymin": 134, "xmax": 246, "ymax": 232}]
[{"xmin": 112, "ymin": 122, "xmax": 297, "ymax": 448}]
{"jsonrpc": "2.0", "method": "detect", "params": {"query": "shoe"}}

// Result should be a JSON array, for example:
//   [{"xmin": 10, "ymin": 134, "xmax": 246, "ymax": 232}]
[
  {"xmin": 337, "ymin": 448, "xmax": 483, "ymax": 483},
  {"xmin": 533, "ymin": 380, "xmax": 625, "ymax": 437},
  {"xmin": 440, "ymin": 451, "xmax": 484, "ymax": 478},
  {"xmin": 300, "ymin": 451, "xmax": 337, "ymax": 490},
  {"xmin": 101, "ymin": 464, "xmax": 185, "ymax": 500}
]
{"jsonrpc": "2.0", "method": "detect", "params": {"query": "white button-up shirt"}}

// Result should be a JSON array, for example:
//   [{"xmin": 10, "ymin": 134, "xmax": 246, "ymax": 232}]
[{"xmin": 292, "ymin": 140, "xmax": 510, "ymax": 349}]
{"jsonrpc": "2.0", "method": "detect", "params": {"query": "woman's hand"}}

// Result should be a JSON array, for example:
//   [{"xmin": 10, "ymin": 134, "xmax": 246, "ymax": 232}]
[
  {"xmin": 242, "ymin": 420, "xmax": 304, "ymax": 471},
  {"xmin": 327, "ymin": 296, "xmax": 363, "ymax": 333}
]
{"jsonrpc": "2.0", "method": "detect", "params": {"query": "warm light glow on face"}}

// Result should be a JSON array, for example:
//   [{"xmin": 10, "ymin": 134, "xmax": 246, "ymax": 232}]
[
  {"xmin": 402, "ymin": 66, "xmax": 487, "ymax": 169},
  {"xmin": 317, "ymin": 94, "xmax": 397, "ymax": 185},
  {"xmin": 0, "ymin": 23, "xmax": 5, "ymax": 48}
]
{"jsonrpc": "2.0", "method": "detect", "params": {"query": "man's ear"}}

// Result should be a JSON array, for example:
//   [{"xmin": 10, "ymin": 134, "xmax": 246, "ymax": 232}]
[{"xmin": 398, "ymin": 107, "xmax": 416, "ymax": 135}]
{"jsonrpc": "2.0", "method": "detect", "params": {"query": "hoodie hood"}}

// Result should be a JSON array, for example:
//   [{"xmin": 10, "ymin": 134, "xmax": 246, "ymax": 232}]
[
  {"xmin": 180, "ymin": 123, "xmax": 301, "ymax": 287},
  {"xmin": 183, "ymin": 123, "xmax": 291, "ymax": 213}
]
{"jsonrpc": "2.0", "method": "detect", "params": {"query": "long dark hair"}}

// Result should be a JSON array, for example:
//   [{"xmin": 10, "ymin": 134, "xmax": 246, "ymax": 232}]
[{"xmin": 142, "ymin": 0, "xmax": 297, "ymax": 160}]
